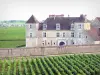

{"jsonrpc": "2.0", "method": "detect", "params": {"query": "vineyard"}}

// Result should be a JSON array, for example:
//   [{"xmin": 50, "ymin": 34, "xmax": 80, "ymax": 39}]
[{"xmin": 0, "ymin": 54, "xmax": 100, "ymax": 75}]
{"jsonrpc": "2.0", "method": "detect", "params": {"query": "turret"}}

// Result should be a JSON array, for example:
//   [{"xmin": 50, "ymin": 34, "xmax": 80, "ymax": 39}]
[{"xmin": 26, "ymin": 15, "xmax": 39, "ymax": 47}]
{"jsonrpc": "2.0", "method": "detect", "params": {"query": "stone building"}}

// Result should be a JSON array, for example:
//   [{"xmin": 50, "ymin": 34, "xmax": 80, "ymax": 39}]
[{"xmin": 26, "ymin": 14, "xmax": 100, "ymax": 47}]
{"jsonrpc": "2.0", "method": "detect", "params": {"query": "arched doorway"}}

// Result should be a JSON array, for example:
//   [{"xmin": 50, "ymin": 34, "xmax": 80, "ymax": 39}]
[{"xmin": 59, "ymin": 42, "xmax": 65, "ymax": 46}]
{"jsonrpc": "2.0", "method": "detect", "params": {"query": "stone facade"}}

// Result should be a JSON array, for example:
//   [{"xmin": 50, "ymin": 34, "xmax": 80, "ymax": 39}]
[
  {"xmin": 37, "ymin": 30, "xmax": 72, "ymax": 46},
  {"xmin": 26, "ymin": 15, "xmax": 100, "ymax": 47},
  {"xmin": 71, "ymin": 22, "xmax": 93, "ymax": 45}
]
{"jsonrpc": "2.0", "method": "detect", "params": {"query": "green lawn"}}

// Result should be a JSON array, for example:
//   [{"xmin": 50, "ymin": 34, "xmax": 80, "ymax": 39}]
[
  {"xmin": 0, "ymin": 41, "xmax": 25, "ymax": 48},
  {"xmin": 0, "ymin": 27, "xmax": 25, "ymax": 40},
  {"xmin": 0, "ymin": 27, "xmax": 25, "ymax": 48}
]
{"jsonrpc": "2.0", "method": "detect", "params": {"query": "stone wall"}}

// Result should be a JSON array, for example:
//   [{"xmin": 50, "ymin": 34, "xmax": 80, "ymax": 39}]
[{"xmin": 0, "ymin": 44, "xmax": 100, "ymax": 57}]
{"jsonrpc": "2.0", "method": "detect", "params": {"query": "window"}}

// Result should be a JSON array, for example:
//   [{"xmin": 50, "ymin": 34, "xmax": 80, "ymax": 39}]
[
  {"xmin": 30, "ymin": 25, "xmax": 32, "ymax": 28},
  {"xmin": 78, "ymin": 24, "xmax": 81, "ymax": 29},
  {"xmin": 42, "ymin": 41, "xmax": 44, "ymax": 46},
  {"xmin": 87, "ymin": 41, "xmax": 88, "ymax": 43},
  {"xmin": 56, "ymin": 23, "xmax": 60, "ymax": 30},
  {"xmin": 66, "ymin": 40, "xmax": 68, "ymax": 45},
  {"xmin": 79, "ymin": 33, "xmax": 81, "ymax": 38},
  {"xmin": 99, "ymin": 28, "xmax": 100, "ymax": 31},
  {"xmin": 43, "ymin": 24, "xmax": 47, "ymax": 30},
  {"xmin": 45, "ymin": 40, "xmax": 46, "ymax": 45},
  {"xmin": 42, "ymin": 43, "xmax": 44, "ymax": 46},
  {"xmin": 71, "ymin": 32, "xmax": 74, "ymax": 37},
  {"xmin": 71, "ymin": 25, "xmax": 74, "ymax": 29},
  {"xmin": 56, "ymin": 32, "xmax": 60, "ymax": 37},
  {"xmin": 63, "ymin": 33, "xmax": 65, "ymax": 37},
  {"xmin": 30, "ymin": 33, "xmax": 32, "ymax": 37},
  {"xmin": 71, "ymin": 40, "xmax": 74, "ymax": 45},
  {"xmin": 43, "ymin": 32, "xmax": 46, "ymax": 37},
  {"xmin": 98, "ymin": 28, "xmax": 100, "ymax": 36},
  {"xmin": 51, "ymin": 40, "xmax": 52, "ymax": 45}
]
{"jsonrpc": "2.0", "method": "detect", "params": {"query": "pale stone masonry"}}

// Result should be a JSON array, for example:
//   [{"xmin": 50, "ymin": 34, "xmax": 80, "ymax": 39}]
[
  {"xmin": 26, "ymin": 14, "xmax": 100, "ymax": 47},
  {"xmin": 0, "ymin": 45, "xmax": 100, "ymax": 57}
]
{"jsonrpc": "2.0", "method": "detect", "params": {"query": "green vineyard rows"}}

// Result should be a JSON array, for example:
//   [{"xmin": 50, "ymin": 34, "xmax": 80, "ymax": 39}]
[{"xmin": 0, "ymin": 54, "xmax": 100, "ymax": 75}]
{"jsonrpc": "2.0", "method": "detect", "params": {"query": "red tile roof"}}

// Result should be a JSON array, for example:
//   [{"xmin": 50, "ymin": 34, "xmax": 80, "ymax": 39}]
[
  {"xmin": 96, "ymin": 17, "xmax": 100, "ymax": 21},
  {"xmin": 87, "ymin": 26, "xmax": 100, "ymax": 41},
  {"xmin": 26, "ymin": 15, "xmax": 39, "ymax": 23}
]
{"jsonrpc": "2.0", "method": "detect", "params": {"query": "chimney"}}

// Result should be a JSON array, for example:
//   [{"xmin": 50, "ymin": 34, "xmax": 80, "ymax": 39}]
[
  {"xmin": 84, "ymin": 14, "xmax": 87, "ymax": 22},
  {"xmin": 68, "ymin": 14, "xmax": 70, "ymax": 17},
  {"xmin": 49, "ymin": 15, "xmax": 55, "ymax": 18},
  {"xmin": 54, "ymin": 14, "xmax": 64, "ymax": 17},
  {"xmin": 80, "ymin": 14, "xmax": 87, "ymax": 22},
  {"xmin": 84, "ymin": 14, "xmax": 87, "ymax": 18},
  {"xmin": 80, "ymin": 14, "xmax": 83, "ymax": 18},
  {"xmin": 60, "ymin": 14, "xmax": 64, "ymax": 17}
]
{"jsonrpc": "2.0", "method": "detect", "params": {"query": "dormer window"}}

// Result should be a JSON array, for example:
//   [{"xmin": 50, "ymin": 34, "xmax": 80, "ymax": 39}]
[
  {"xmin": 43, "ymin": 24, "xmax": 47, "ymax": 30},
  {"xmin": 71, "ymin": 25, "xmax": 74, "ymax": 29},
  {"xmin": 71, "ymin": 24, "xmax": 74, "ymax": 30},
  {"xmin": 56, "ymin": 23, "xmax": 60, "ymax": 30}
]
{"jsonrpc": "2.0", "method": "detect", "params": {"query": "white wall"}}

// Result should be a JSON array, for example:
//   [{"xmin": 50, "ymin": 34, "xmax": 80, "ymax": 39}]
[
  {"xmin": 37, "ymin": 30, "xmax": 73, "ymax": 46},
  {"xmin": 26, "ymin": 23, "xmax": 39, "ymax": 47},
  {"xmin": 41, "ymin": 30, "xmax": 71, "ymax": 38},
  {"xmin": 26, "ymin": 23, "xmax": 37, "ymax": 38},
  {"xmin": 71, "ymin": 22, "xmax": 93, "ymax": 45},
  {"xmin": 26, "ymin": 22, "xmax": 94, "ymax": 47}
]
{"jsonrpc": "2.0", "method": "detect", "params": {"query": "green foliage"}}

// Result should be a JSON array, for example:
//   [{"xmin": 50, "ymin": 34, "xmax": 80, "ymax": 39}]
[{"xmin": 0, "ymin": 54, "xmax": 100, "ymax": 75}]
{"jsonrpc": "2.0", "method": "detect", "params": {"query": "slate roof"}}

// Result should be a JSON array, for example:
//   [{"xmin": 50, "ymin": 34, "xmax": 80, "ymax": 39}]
[
  {"xmin": 39, "ymin": 14, "xmax": 86, "ymax": 30},
  {"xmin": 26, "ymin": 15, "xmax": 39, "ymax": 23}
]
